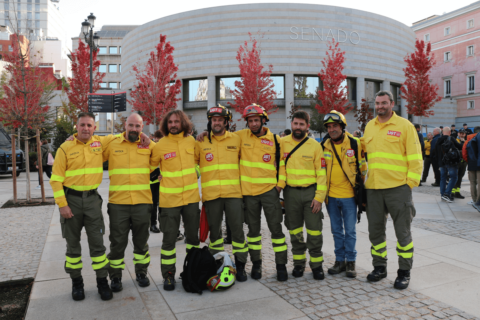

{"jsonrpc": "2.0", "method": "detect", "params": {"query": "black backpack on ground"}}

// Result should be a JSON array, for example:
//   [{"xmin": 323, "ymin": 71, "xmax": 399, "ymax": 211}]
[
  {"xmin": 441, "ymin": 137, "xmax": 461, "ymax": 165},
  {"xmin": 180, "ymin": 247, "xmax": 218, "ymax": 295}
]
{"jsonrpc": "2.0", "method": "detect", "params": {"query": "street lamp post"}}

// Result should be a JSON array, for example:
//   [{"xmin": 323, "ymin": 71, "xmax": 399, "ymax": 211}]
[{"xmin": 81, "ymin": 13, "xmax": 100, "ymax": 94}]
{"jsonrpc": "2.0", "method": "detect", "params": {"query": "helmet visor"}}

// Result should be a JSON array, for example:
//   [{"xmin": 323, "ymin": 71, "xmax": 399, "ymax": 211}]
[{"xmin": 323, "ymin": 113, "xmax": 341, "ymax": 122}]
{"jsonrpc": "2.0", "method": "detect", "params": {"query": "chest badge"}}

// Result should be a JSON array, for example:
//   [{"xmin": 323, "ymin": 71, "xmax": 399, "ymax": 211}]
[
  {"xmin": 263, "ymin": 154, "xmax": 271, "ymax": 162},
  {"xmin": 261, "ymin": 139, "xmax": 273, "ymax": 147},
  {"xmin": 90, "ymin": 141, "xmax": 101, "ymax": 148},
  {"xmin": 284, "ymin": 152, "xmax": 289, "ymax": 158},
  {"xmin": 346, "ymin": 149, "xmax": 354, "ymax": 157},
  {"xmin": 387, "ymin": 130, "xmax": 401, "ymax": 137},
  {"xmin": 164, "ymin": 152, "xmax": 176, "ymax": 160},
  {"xmin": 205, "ymin": 153, "xmax": 214, "ymax": 162}
]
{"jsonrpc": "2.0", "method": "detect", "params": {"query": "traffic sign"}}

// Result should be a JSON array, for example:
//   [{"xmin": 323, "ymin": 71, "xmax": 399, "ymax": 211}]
[{"xmin": 88, "ymin": 92, "xmax": 127, "ymax": 113}]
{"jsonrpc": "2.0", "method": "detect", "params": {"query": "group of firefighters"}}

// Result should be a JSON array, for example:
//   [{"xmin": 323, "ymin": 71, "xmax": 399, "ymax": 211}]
[{"xmin": 50, "ymin": 89, "xmax": 422, "ymax": 301}]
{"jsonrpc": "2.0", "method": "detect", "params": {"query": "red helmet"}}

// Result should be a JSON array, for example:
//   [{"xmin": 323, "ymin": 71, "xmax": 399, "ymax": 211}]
[
  {"xmin": 207, "ymin": 103, "xmax": 232, "ymax": 121},
  {"xmin": 243, "ymin": 104, "xmax": 269, "ymax": 121}
]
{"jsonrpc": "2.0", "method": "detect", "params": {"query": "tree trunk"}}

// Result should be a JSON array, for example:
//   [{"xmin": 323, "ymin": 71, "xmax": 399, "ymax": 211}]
[
  {"xmin": 11, "ymin": 129, "xmax": 17, "ymax": 204},
  {"xmin": 25, "ymin": 131, "xmax": 31, "ymax": 202},
  {"xmin": 36, "ymin": 129, "xmax": 45, "ymax": 202}
]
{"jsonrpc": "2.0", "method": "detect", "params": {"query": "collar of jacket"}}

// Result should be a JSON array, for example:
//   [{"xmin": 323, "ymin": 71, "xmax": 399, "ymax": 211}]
[
  {"xmin": 249, "ymin": 127, "xmax": 273, "ymax": 140},
  {"xmin": 210, "ymin": 131, "xmax": 228, "ymax": 141},
  {"xmin": 118, "ymin": 132, "xmax": 142, "ymax": 144},
  {"xmin": 167, "ymin": 132, "xmax": 185, "ymax": 141},
  {"xmin": 73, "ymin": 133, "xmax": 96, "ymax": 145},
  {"xmin": 374, "ymin": 111, "xmax": 399, "ymax": 126}
]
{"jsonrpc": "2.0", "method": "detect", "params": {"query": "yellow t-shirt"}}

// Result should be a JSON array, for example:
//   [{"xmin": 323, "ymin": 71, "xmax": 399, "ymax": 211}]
[{"xmin": 329, "ymin": 143, "xmax": 355, "ymax": 198}]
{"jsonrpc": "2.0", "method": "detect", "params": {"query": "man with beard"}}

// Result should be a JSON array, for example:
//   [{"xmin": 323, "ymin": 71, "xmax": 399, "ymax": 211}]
[
  {"xmin": 362, "ymin": 90, "xmax": 422, "ymax": 290},
  {"xmin": 281, "ymin": 110, "xmax": 328, "ymax": 280},
  {"xmin": 150, "ymin": 110, "xmax": 200, "ymax": 291},
  {"xmin": 103, "ymin": 113, "xmax": 156, "ymax": 292},
  {"xmin": 194, "ymin": 104, "xmax": 248, "ymax": 282}
]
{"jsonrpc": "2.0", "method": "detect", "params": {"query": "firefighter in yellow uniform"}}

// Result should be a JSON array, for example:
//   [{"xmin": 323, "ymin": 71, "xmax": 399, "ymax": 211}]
[
  {"xmin": 279, "ymin": 110, "xmax": 327, "ymax": 280},
  {"xmin": 150, "ymin": 110, "xmax": 201, "ymax": 291},
  {"xmin": 103, "ymin": 113, "xmax": 156, "ymax": 292},
  {"xmin": 362, "ymin": 91, "xmax": 422, "ymax": 290},
  {"xmin": 50, "ymin": 112, "xmax": 115, "ymax": 301},
  {"xmin": 195, "ymin": 104, "xmax": 248, "ymax": 282}
]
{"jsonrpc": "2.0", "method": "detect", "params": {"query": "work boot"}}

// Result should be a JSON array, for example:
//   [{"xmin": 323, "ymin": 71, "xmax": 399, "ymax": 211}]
[
  {"xmin": 346, "ymin": 261, "xmax": 357, "ymax": 278},
  {"xmin": 150, "ymin": 225, "xmax": 160, "ymax": 233},
  {"xmin": 96, "ymin": 277, "xmax": 113, "ymax": 301},
  {"xmin": 454, "ymin": 192, "xmax": 465, "ymax": 199},
  {"xmin": 431, "ymin": 182, "xmax": 440, "ymax": 187},
  {"xmin": 394, "ymin": 269, "xmax": 411, "ymax": 290},
  {"xmin": 367, "ymin": 266, "xmax": 387, "ymax": 282},
  {"xmin": 110, "ymin": 277, "xmax": 123, "ymax": 292},
  {"xmin": 163, "ymin": 272, "xmax": 175, "ymax": 291},
  {"xmin": 251, "ymin": 260, "xmax": 262, "ymax": 280},
  {"xmin": 292, "ymin": 265, "xmax": 305, "ymax": 278},
  {"xmin": 235, "ymin": 257, "xmax": 247, "ymax": 282},
  {"xmin": 71, "ymin": 276, "xmax": 85, "ymax": 301},
  {"xmin": 136, "ymin": 273, "xmax": 150, "ymax": 287},
  {"xmin": 327, "ymin": 261, "xmax": 346, "ymax": 275},
  {"xmin": 474, "ymin": 201, "xmax": 480, "ymax": 212},
  {"xmin": 276, "ymin": 264, "xmax": 288, "ymax": 282},
  {"xmin": 312, "ymin": 265, "xmax": 325, "ymax": 280}
]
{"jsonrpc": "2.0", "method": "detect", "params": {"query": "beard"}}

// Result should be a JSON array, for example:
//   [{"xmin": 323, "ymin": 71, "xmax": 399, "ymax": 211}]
[
  {"xmin": 292, "ymin": 129, "xmax": 307, "ymax": 139},
  {"xmin": 128, "ymin": 131, "xmax": 139, "ymax": 142},
  {"xmin": 169, "ymin": 126, "xmax": 180, "ymax": 135},
  {"xmin": 212, "ymin": 125, "xmax": 225, "ymax": 134}
]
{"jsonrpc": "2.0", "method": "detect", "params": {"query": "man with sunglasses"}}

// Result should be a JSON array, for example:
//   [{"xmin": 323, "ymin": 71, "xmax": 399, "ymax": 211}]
[{"xmin": 362, "ymin": 91, "xmax": 422, "ymax": 290}]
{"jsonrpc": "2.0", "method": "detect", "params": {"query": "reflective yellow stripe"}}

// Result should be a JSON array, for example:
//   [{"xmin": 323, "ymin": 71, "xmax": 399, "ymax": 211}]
[
  {"xmin": 310, "ymin": 256, "xmax": 324, "ymax": 263},
  {"xmin": 286, "ymin": 168, "xmax": 315, "ymax": 175},
  {"xmin": 406, "ymin": 154, "xmax": 423, "ymax": 161},
  {"xmin": 161, "ymin": 258, "xmax": 176, "ymax": 265},
  {"xmin": 200, "ymin": 164, "xmax": 239, "ymax": 173},
  {"xmin": 186, "ymin": 244, "xmax": 200, "ymax": 250},
  {"xmin": 287, "ymin": 178, "xmax": 316, "ymax": 185},
  {"xmin": 110, "ymin": 258, "xmax": 124, "ymax": 266},
  {"xmin": 150, "ymin": 180, "xmax": 159, "ymax": 184},
  {"xmin": 91, "ymin": 254, "xmax": 107, "ymax": 263},
  {"xmin": 65, "ymin": 167, "xmax": 103, "ymax": 177},
  {"xmin": 397, "ymin": 242, "xmax": 413, "ymax": 251},
  {"xmin": 232, "ymin": 248, "xmax": 249, "ymax": 253},
  {"xmin": 280, "ymin": 160, "xmax": 285, "ymax": 166},
  {"xmin": 279, "ymin": 175, "xmax": 286, "ymax": 181},
  {"xmin": 160, "ymin": 182, "xmax": 199, "ymax": 194},
  {"xmin": 66, "ymin": 262, "xmax": 83, "ymax": 269},
  {"xmin": 54, "ymin": 190, "xmax": 65, "ymax": 198},
  {"xmin": 109, "ymin": 168, "xmax": 150, "ymax": 176},
  {"xmin": 209, "ymin": 238, "xmax": 224, "ymax": 247},
  {"xmin": 150, "ymin": 166, "xmax": 157, "ymax": 170},
  {"xmin": 289, "ymin": 227, "xmax": 303, "ymax": 235},
  {"xmin": 372, "ymin": 242, "xmax": 387, "ymax": 251},
  {"xmin": 316, "ymin": 170, "xmax": 326, "ymax": 176},
  {"xmin": 306, "ymin": 229, "xmax": 321, "ymax": 236},
  {"xmin": 161, "ymin": 249, "xmax": 176, "ymax": 256},
  {"xmin": 240, "ymin": 176, "xmax": 277, "ymax": 184},
  {"xmin": 369, "ymin": 163, "xmax": 407, "ymax": 173},
  {"xmin": 92, "ymin": 259, "xmax": 109, "ymax": 270},
  {"xmin": 133, "ymin": 252, "xmax": 150, "ymax": 265},
  {"xmin": 162, "ymin": 168, "xmax": 196, "ymax": 178},
  {"xmin": 201, "ymin": 179, "xmax": 240, "ymax": 188},
  {"xmin": 369, "ymin": 152, "xmax": 407, "ymax": 162},
  {"xmin": 293, "ymin": 254, "xmax": 306, "ymax": 260},
  {"xmin": 68, "ymin": 184, "xmax": 100, "ymax": 191},
  {"xmin": 232, "ymin": 241, "xmax": 246, "ymax": 248},
  {"xmin": 407, "ymin": 172, "xmax": 421, "ymax": 181},
  {"xmin": 317, "ymin": 185, "xmax": 327, "ymax": 191},
  {"xmin": 324, "ymin": 153, "xmax": 332, "ymax": 158},
  {"xmin": 273, "ymin": 245, "xmax": 287, "ymax": 252},
  {"xmin": 248, "ymin": 236, "xmax": 262, "ymax": 242},
  {"xmin": 397, "ymin": 252, "xmax": 413, "ymax": 258},
  {"xmin": 50, "ymin": 174, "xmax": 65, "ymax": 182},
  {"xmin": 134, "ymin": 256, "xmax": 150, "ymax": 265},
  {"xmin": 371, "ymin": 249, "xmax": 388, "ymax": 258},
  {"xmin": 248, "ymin": 244, "xmax": 262, "ymax": 250},
  {"xmin": 271, "ymin": 238, "xmax": 285, "ymax": 244},
  {"xmin": 240, "ymin": 160, "xmax": 275, "ymax": 170},
  {"xmin": 109, "ymin": 184, "xmax": 150, "ymax": 191},
  {"xmin": 134, "ymin": 252, "xmax": 149, "ymax": 260},
  {"xmin": 110, "ymin": 264, "xmax": 125, "ymax": 269},
  {"xmin": 66, "ymin": 256, "xmax": 82, "ymax": 263}
]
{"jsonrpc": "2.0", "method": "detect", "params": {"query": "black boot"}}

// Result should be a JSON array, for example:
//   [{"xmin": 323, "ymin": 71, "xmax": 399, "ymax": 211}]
[
  {"xmin": 367, "ymin": 266, "xmax": 387, "ymax": 282},
  {"xmin": 136, "ymin": 273, "xmax": 150, "ymax": 287},
  {"xmin": 454, "ymin": 192, "xmax": 465, "ymax": 199},
  {"xmin": 163, "ymin": 272, "xmax": 175, "ymax": 291},
  {"xmin": 394, "ymin": 269, "xmax": 410, "ymax": 289},
  {"xmin": 292, "ymin": 265, "xmax": 305, "ymax": 278},
  {"xmin": 110, "ymin": 277, "xmax": 123, "ymax": 292},
  {"xmin": 235, "ymin": 257, "xmax": 247, "ymax": 282},
  {"xmin": 71, "ymin": 276, "xmax": 85, "ymax": 301},
  {"xmin": 251, "ymin": 260, "xmax": 262, "ymax": 280},
  {"xmin": 346, "ymin": 261, "xmax": 357, "ymax": 278},
  {"xmin": 97, "ymin": 277, "xmax": 113, "ymax": 301},
  {"xmin": 312, "ymin": 265, "xmax": 325, "ymax": 280},
  {"xmin": 276, "ymin": 264, "xmax": 288, "ymax": 282}
]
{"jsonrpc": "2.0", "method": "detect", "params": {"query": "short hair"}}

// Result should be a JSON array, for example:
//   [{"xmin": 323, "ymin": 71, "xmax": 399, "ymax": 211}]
[
  {"xmin": 291, "ymin": 110, "xmax": 310, "ymax": 125},
  {"xmin": 464, "ymin": 123, "xmax": 468, "ymax": 126},
  {"xmin": 414, "ymin": 124, "xmax": 420, "ymax": 129},
  {"xmin": 160, "ymin": 110, "xmax": 192, "ymax": 137},
  {"xmin": 284, "ymin": 129, "xmax": 292, "ymax": 135},
  {"xmin": 440, "ymin": 126, "xmax": 444, "ymax": 129},
  {"xmin": 451, "ymin": 124, "xmax": 456, "ymax": 127},
  {"xmin": 154, "ymin": 130, "xmax": 163, "ymax": 139},
  {"xmin": 77, "ymin": 112, "xmax": 95, "ymax": 122},
  {"xmin": 474, "ymin": 126, "xmax": 480, "ymax": 133},
  {"xmin": 375, "ymin": 90, "xmax": 394, "ymax": 102}
]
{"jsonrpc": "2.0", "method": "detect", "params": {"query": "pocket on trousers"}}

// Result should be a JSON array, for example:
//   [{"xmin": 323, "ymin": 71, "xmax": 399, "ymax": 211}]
[
  {"xmin": 243, "ymin": 202, "xmax": 249, "ymax": 225},
  {"xmin": 405, "ymin": 201, "xmax": 416, "ymax": 219},
  {"xmin": 60, "ymin": 216, "xmax": 66, "ymax": 238}
]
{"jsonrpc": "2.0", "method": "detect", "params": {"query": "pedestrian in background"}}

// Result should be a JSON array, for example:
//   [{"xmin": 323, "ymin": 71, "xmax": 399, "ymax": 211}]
[
  {"xmin": 451, "ymin": 124, "xmax": 458, "ymax": 139},
  {"xmin": 435, "ymin": 127, "xmax": 463, "ymax": 202},
  {"xmin": 463, "ymin": 126, "xmax": 480, "ymax": 209},
  {"xmin": 414, "ymin": 124, "xmax": 425, "ymax": 186},
  {"xmin": 284, "ymin": 129, "xmax": 291, "ymax": 136},
  {"xmin": 464, "ymin": 123, "xmax": 473, "ymax": 135},
  {"xmin": 452, "ymin": 129, "xmax": 467, "ymax": 199},
  {"xmin": 430, "ymin": 128, "xmax": 442, "ymax": 186},
  {"xmin": 150, "ymin": 130, "xmax": 163, "ymax": 233},
  {"xmin": 36, "ymin": 139, "xmax": 53, "ymax": 189},
  {"xmin": 422, "ymin": 133, "xmax": 433, "ymax": 183}
]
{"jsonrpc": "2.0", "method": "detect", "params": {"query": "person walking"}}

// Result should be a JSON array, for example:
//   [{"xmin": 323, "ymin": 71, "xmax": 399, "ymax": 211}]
[
  {"xmin": 281, "ymin": 110, "xmax": 327, "ymax": 280},
  {"xmin": 321, "ymin": 111, "xmax": 366, "ymax": 278},
  {"xmin": 450, "ymin": 124, "xmax": 458, "ymax": 139},
  {"xmin": 36, "ymin": 139, "xmax": 52, "ymax": 189},
  {"xmin": 430, "ymin": 128, "xmax": 442, "ymax": 186},
  {"xmin": 49, "ymin": 112, "xmax": 113, "ymax": 301},
  {"xmin": 149, "ymin": 130, "xmax": 163, "ymax": 233},
  {"xmin": 422, "ymin": 133, "xmax": 433, "ymax": 183},
  {"xmin": 462, "ymin": 126, "xmax": 480, "ymax": 208},
  {"xmin": 414, "ymin": 124, "xmax": 425, "ymax": 186},
  {"xmin": 362, "ymin": 90, "xmax": 422, "ymax": 290},
  {"xmin": 452, "ymin": 129, "xmax": 467, "ymax": 199}
]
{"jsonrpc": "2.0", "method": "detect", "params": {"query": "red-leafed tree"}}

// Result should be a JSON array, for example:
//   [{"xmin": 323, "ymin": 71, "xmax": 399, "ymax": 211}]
[
  {"xmin": 315, "ymin": 39, "xmax": 352, "ymax": 115},
  {"xmin": 229, "ymin": 33, "xmax": 278, "ymax": 116},
  {"xmin": 66, "ymin": 39, "xmax": 104, "ymax": 119},
  {"xmin": 401, "ymin": 39, "xmax": 441, "ymax": 127},
  {"xmin": 129, "ymin": 34, "xmax": 182, "ymax": 129},
  {"xmin": 354, "ymin": 99, "xmax": 374, "ymax": 132}
]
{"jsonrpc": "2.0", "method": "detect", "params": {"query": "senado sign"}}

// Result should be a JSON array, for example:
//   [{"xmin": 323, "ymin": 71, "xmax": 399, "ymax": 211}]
[{"xmin": 290, "ymin": 27, "xmax": 360, "ymax": 44}]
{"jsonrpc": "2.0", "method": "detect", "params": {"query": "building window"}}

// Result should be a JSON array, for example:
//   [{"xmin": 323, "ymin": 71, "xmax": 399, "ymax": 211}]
[
  {"xmin": 218, "ymin": 77, "xmax": 239, "ymax": 100},
  {"xmin": 119, "ymin": 64, "xmax": 121, "ymax": 73},
  {"xmin": 8, "ymin": 45, "xmax": 12, "ymax": 52},
  {"xmin": 5, "ymin": 11, "xmax": 9, "ymax": 19},
  {"xmin": 467, "ymin": 75, "xmax": 475, "ymax": 94},
  {"xmin": 444, "ymin": 80, "xmax": 451, "ymax": 97},
  {"xmin": 108, "ymin": 64, "xmax": 117, "ymax": 73},
  {"xmin": 424, "ymin": 34, "xmax": 430, "ymax": 42},
  {"xmin": 27, "ymin": 3, "xmax": 32, "ymax": 11},
  {"xmin": 0, "ymin": 45, "xmax": 2, "ymax": 51},
  {"xmin": 444, "ymin": 27, "xmax": 451, "ymax": 36},
  {"xmin": 98, "ymin": 47, "xmax": 107, "ymax": 54},
  {"xmin": 119, "ymin": 46, "xmax": 121, "ymax": 54},
  {"xmin": 35, "ymin": 4, "xmax": 39, "ymax": 11},
  {"xmin": 108, "ymin": 82, "xmax": 118, "ymax": 89},
  {"xmin": 468, "ymin": 19, "xmax": 474, "ymax": 29},
  {"xmin": 468, "ymin": 100, "xmax": 475, "ymax": 109},
  {"xmin": 271, "ymin": 76, "xmax": 285, "ymax": 99},
  {"xmin": 35, "ymin": 0, "xmax": 40, "ymax": 3},
  {"xmin": 98, "ymin": 64, "xmax": 106, "ymax": 73},
  {"xmin": 4, "ymin": 2, "xmax": 9, "ymax": 10},
  {"xmin": 184, "ymin": 79, "xmax": 208, "ymax": 101},
  {"xmin": 35, "ymin": 12, "xmax": 40, "ymax": 20},
  {"xmin": 119, "ymin": 82, "xmax": 121, "ymax": 89},
  {"xmin": 17, "ymin": 3, "xmax": 21, "ymax": 11},
  {"xmin": 467, "ymin": 45, "xmax": 474, "ymax": 56},
  {"xmin": 444, "ymin": 51, "xmax": 451, "ymax": 62},
  {"xmin": 109, "ymin": 47, "xmax": 118, "ymax": 54},
  {"xmin": 35, "ymin": 20, "xmax": 40, "ymax": 29},
  {"xmin": 294, "ymin": 76, "xmax": 320, "ymax": 98},
  {"xmin": 100, "ymin": 82, "xmax": 107, "ymax": 88}
]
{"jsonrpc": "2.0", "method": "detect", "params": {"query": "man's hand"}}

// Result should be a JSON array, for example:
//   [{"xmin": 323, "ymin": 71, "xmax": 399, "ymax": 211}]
[
  {"xmin": 311, "ymin": 199, "xmax": 322, "ymax": 214},
  {"xmin": 159, "ymin": 174, "xmax": 163, "ymax": 182},
  {"xmin": 140, "ymin": 133, "xmax": 150, "ymax": 146},
  {"xmin": 60, "ymin": 206, "xmax": 74, "ymax": 219},
  {"xmin": 66, "ymin": 135, "xmax": 74, "ymax": 142},
  {"xmin": 196, "ymin": 131, "xmax": 208, "ymax": 142},
  {"xmin": 275, "ymin": 186, "xmax": 282, "ymax": 194}
]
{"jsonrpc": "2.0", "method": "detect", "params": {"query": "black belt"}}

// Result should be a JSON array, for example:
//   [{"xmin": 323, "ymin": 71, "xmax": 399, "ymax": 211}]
[
  {"xmin": 64, "ymin": 187, "xmax": 97, "ymax": 198},
  {"xmin": 287, "ymin": 184, "xmax": 316, "ymax": 190}
]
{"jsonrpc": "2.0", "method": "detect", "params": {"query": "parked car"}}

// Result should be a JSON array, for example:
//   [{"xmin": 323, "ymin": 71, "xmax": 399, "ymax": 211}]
[{"xmin": 0, "ymin": 128, "xmax": 25, "ymax": 176}]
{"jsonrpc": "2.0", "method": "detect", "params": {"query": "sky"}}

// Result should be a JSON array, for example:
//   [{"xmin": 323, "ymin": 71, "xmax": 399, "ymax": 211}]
[{"xmin": 62, "ymin": 0, "xmax": 476, "ymax": 44}]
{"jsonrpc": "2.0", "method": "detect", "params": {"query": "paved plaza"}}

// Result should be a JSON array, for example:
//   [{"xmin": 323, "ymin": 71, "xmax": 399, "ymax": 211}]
[{"xmin": 0, "ymin": 169, "xmax": 479, "ymax": 319}]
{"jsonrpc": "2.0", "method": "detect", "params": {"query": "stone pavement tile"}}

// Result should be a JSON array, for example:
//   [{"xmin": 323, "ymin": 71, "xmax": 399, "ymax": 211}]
[
  {"xmin": 413, "ymin": 233, "xmax": 470, "ymax": 250},
  {"xmin": 35, "ymin": 260, "xmax": 95, "ymax": 282},
  {"xmin": 175, "ymin": 295, "xmax": 304, "ymax": 320},
  {"xmin": 425, "ymin": 241, "xmax": 480, "ymax": 266},
  {"xmin": 405, "ymin": 263, "xmax": 477, "ymax": 291},
  {"xmin": 140, "ymin": 291, "xmax": 176, "ymax": 320}
]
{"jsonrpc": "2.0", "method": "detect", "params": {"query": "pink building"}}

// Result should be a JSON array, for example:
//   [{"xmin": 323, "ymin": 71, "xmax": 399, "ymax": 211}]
[{"xmin": 412, "ymin": 1, "xmax": 480, "ymax": 130}]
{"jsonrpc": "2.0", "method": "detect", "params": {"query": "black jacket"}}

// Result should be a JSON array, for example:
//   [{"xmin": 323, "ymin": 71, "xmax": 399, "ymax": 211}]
[
  {"xmin": 434, "ymin": 135, "xmax": 462, "ymax": 167},
  {"xmin": 417, "ymin": 131, "xmax": 425, "ymax": 156}
]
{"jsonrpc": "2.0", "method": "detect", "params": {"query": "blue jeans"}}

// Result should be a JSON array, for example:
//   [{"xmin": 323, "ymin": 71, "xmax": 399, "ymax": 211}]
[
  {"xmin": 326, "ymin": 197, "xmax": 357, "ymax": 261},
  {"xmin": 440, "ymin": 165, "xmax": 458, "ymax": 196}
]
